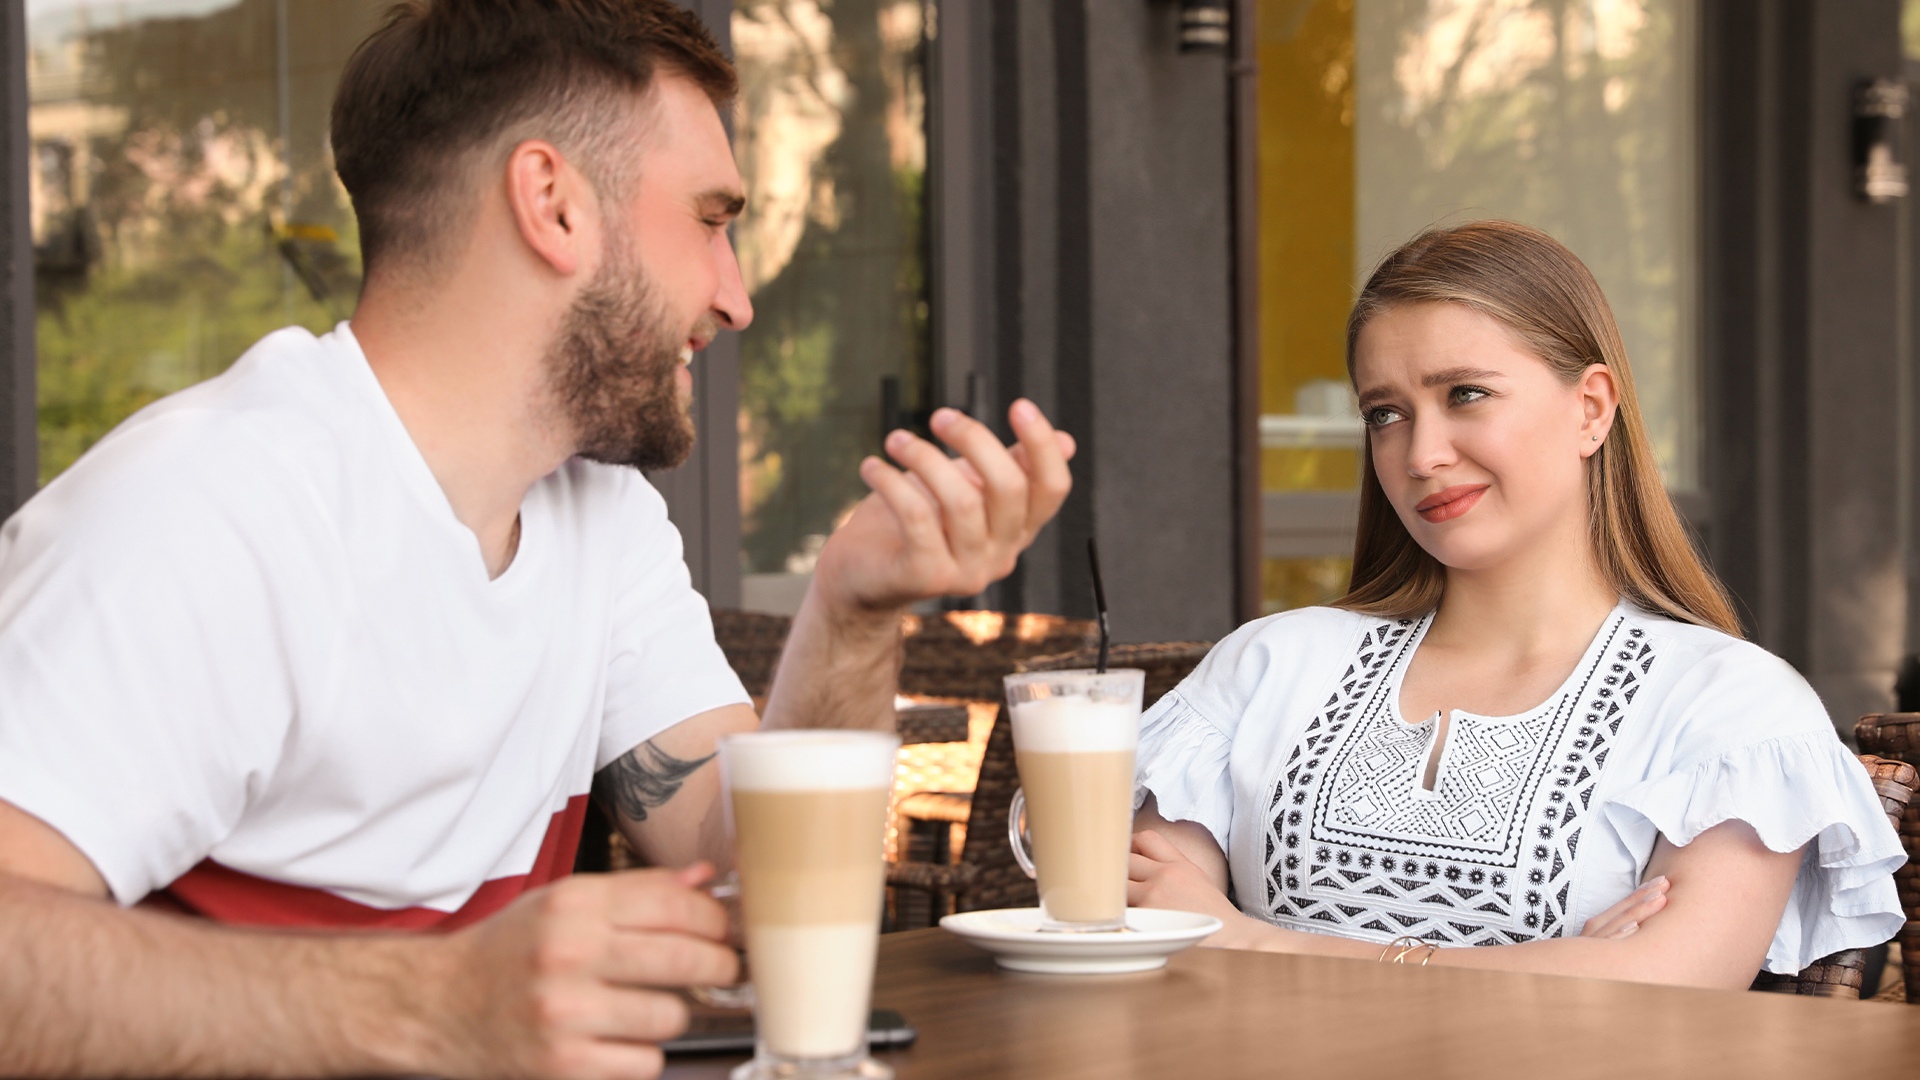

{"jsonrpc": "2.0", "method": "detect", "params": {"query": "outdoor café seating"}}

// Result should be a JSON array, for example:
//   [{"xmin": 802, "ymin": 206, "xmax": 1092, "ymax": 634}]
[
  {"xmin": 627, "ymin": 614, "xmax": 1920, "ymax": 1079},
  {"xmin": 689, "ymin": 621, "xmax": 1920, "ymax": 1002}
]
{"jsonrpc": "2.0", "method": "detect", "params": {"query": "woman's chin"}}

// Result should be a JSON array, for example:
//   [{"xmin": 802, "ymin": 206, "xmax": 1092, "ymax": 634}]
[{"xmin": 1412, "ymin": 531, "xmax": 1514, "ymax": 574}]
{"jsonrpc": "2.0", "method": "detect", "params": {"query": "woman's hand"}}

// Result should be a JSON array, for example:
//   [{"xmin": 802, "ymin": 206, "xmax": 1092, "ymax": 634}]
[
  {"xmin": 1579, "ymin": 875, "xmax": 1670, "ymax": 939},
  {"xmin": 1128, "ymin": 829, "xmax": 1242, "ymax": 923}
]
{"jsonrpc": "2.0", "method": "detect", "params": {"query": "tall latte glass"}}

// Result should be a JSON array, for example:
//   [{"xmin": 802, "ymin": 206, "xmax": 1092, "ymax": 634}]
[
  {"xmin": 719, "ymin": 730, "xmax": 899, "ymax": 1080},
  {"xmin": 1004, "ymin": 668, "xmax": 1144, "ymax": 931}
]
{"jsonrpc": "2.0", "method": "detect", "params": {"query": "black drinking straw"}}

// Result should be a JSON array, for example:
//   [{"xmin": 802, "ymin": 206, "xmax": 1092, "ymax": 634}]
[{"xmin": 1087, "ymin": 537, "xmax": 1111, "ymax": 674}]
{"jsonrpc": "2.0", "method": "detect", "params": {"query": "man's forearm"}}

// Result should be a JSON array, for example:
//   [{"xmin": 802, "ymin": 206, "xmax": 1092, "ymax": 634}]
[
  {"xmin": 758, "ymin": 581, "xmax": 902, "ymax": 734},
  {"xmin": 1, "ymin": 873, "xmax": 445, "ymax": 1078}
]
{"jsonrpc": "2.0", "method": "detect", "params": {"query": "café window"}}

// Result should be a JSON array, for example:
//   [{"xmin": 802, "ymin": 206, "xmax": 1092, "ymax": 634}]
[
  {"xmin": 1257, "ymin": 0, "xmax": 1699, "ymax": 614},
  {"xmin": 27, "ymin": 0, "xmax": 381, "ymax": 484},
  {"xmin": 731, "ymin": 0, "xmax": 932, "ymax": 615}
]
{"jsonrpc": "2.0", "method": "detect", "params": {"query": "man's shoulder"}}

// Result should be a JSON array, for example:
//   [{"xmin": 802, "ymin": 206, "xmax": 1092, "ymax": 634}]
[
  {"xmin": 22, "ymin": 327, "xmax": 371, "ymax": 538},
  {"xmin": 130, "ymin": 324, "xmax": 359, "ymax": 445}
]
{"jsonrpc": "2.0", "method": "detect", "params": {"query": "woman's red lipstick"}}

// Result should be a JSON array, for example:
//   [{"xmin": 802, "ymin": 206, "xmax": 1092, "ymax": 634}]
[{"xmin": 1415, "ymin": 484, "xmax": 1488, "ymax": 524}]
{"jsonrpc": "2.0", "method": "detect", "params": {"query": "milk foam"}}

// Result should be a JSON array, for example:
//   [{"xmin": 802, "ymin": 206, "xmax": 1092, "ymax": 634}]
[
  {"xmin": 746, "ymin": 921, "xmax": 879, "ymax": 1059},
  {"xmin": 722, "ymin": 730, "xmax": 901, "ymax": 792},
  {"xmin": 1009, "ymin": 698, "xmax": 1139, "ymax": 752}
]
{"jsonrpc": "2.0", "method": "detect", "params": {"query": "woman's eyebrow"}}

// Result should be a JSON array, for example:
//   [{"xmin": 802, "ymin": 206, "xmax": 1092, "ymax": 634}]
[{"xmin": 1421, "ymin": 366, "xmax": 1504, "ymax": 388}]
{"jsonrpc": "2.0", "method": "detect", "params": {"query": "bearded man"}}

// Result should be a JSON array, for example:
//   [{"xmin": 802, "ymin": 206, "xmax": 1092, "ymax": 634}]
[{"xmin": 0, "ymin": 2, "xmax": 1073, "ymax": 1077}]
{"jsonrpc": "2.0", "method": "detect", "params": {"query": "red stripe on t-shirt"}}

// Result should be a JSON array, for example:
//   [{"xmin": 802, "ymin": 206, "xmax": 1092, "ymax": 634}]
[{"xmin": 145, "ymin": 794, "xmax": 590, "ymax": 931}]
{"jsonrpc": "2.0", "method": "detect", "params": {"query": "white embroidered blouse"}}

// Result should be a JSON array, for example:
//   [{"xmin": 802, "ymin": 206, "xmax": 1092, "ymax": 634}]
[{"xmin": 1132, "ymin": 602, "xmax": 1906, "ymax": 973}]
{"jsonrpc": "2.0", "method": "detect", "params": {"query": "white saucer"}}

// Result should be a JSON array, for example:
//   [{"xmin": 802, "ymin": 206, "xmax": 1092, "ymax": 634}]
[{"xmin": 938, "ymin": 907, "xmax": 1222, "ymax": 974}]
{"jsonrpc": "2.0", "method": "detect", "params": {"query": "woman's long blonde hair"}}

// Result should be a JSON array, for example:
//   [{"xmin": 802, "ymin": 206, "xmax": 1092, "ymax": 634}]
[{"xmin": 1332, "ymin": 220, "xmax": 1741, "ymax": 636}]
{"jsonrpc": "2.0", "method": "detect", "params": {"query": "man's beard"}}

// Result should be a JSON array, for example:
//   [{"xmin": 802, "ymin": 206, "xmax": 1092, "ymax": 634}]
[{"xmin": 543, "ymin": 249, "xmax": 694, "ymax": 472}]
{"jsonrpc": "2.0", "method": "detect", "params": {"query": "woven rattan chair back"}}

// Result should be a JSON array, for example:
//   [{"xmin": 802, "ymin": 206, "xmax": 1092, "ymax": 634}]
[
  {"xmin": 709, "ymin": 607, "xmax": 793, "ymax": 699},
  {"xmin": 709, "ymin": 608, "xmax": 1099, "ymax": 705},
  {"xmin": 1856, "ymin": 714, "xmax": 1920, "ymax": 1002},
  {"xmin": 944, "ymin": 704, "xmax": 1038, "ymax": 913},
  {"xmin": 1750, "ymin": 751, "xmax": 1917, "ymax": 998},
  {"xmin": 898, "ymin": 611, "xmax": 1101, "ymax": 702},
  {"xmin": 1017, "ymin": 641, "xmax": 1217, "ymax": 708}
]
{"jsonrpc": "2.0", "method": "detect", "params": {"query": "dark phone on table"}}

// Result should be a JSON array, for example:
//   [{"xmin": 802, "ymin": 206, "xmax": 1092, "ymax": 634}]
[{"xmin": 662, "ymin": 1008, "xmax": 916, "ymax": 1056}]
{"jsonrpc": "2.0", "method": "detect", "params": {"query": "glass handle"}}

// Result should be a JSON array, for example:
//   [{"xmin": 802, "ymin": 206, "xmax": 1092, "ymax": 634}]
[
  {"xmin": 690, "ymin": 873, "xmax": 754, "ymax": 1009},
  {"xmin": 1006, "ymin": 787, "xmax": 1036, "ymax": 880}
]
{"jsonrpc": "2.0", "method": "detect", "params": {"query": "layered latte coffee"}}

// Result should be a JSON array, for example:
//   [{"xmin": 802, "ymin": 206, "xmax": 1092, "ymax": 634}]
[
  {"xmin": 1005, "ymin": 670, "xmax": 1143, "ymax": 931},
  {"xmin": 722, "ymin": 731, "xmax": 897, "ymax": 1067}
]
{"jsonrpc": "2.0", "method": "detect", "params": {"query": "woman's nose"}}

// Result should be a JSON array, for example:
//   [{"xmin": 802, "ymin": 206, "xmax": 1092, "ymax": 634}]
[{"xmin": 1405, "ymin": 415, "xmax": 1456, "ymax": 478}]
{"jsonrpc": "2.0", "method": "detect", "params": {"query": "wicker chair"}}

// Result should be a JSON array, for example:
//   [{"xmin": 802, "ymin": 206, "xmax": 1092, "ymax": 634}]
[
  {"xmin": 1855, "ymin": 714, "xmax": 1920, "ymax": 1001},
  {"xmin": 897, "ymin": 611, "xmax": 1099, "ymax": 701},
  {"xmin": 708, "ymin": 607, "xmax": 1099, "ymax": 703},
  {"xmin": 1750, "ymin": 752, "xmax": 1917, "ymax": 998},
  {"xmin": 709, "ymin": 607, "xmax": 794, "ymax": 699},
  {"xmin": 887, "ymin": 641, "xmax": 1216, "ymax": 928},
  {"xmin": 887, "ymin": 613, "xmax": 1098, "ymax": 869},
  {"xmin": 887, "ymin": 702, "xmax": 1028, "ymax": 926}
]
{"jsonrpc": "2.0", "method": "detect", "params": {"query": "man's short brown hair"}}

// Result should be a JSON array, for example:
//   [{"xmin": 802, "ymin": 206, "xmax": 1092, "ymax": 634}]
[{"xmin": 332, "ymin": 0, "xmax": 736, "ymax": 282}]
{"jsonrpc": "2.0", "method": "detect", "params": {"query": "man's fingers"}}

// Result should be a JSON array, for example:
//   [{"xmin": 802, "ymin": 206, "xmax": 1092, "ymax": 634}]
[
  {"xmin": 1008, "ymin": 400, "xmax": 1073, "ymax": 533},
  {"xmin": 543, "ymin": 1039, "xmax": 668, "ymax": 1080},
  {"xmin": 879, "ymin": 422, "xmax": 990, "ymax": 553},
  {"xmin": 928, "ymin": 408, "xmax": 1028, "ymax": 550},
  {"xmin": 884, "ymin": 428, "xmax": 989, "ymax": 556},
  {"xmin": 1008, "ymin": 430, "xmax": 1078, "ymax": 469},
  {"xmin": 601, "ymin": 871, "xmax": 730, "ymax": 942},
  {"xmin": 674, "ymin": 862, "xmax": 717, "ymax": 890},
  {"xmin": 565, "ymin": 983, "xmax": 694, "ymax": 1043},
  {"xmin": 600, "ymin": 928, "xmax": 740, "ymax": 988},
  {"xmin": 859, "ymin": 456, "xmax": 950, "ymax": 559}
]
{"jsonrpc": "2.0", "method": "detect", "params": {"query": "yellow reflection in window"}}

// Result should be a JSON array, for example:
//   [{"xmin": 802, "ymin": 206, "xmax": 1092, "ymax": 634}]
[
  {"xmin": 1259, "ymin": 0, "xmax": 1361, "ymax": 614},
  {"xmin": 1263, "ymin": 555, "xmax": 1354, "ymax": 617},
  {"xmin": 1258, "ymin": 0, "xmax": 1358, "ymax": 500}
]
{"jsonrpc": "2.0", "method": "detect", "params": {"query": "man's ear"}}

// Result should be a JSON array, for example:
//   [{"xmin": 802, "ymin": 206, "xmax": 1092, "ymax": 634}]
[{"xmin": 504, "ymin": 139, "xmax": 593, "ymax": 277}]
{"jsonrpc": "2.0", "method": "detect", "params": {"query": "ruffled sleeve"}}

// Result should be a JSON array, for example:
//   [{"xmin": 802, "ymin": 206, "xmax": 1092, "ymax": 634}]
[
  {"xmin": 1133, "ymin": 689, "xmax": 1236, "ymax": 855},
  {"xmin": 1600, "ymin": 730, "xmax": 1906, "ymax": 974}
]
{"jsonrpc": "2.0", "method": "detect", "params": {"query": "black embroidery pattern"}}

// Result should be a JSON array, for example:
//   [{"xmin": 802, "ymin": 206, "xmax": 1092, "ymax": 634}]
[{"xmin": 1261, "ymin": 614, "xmax": 1653, "ymax": 946}]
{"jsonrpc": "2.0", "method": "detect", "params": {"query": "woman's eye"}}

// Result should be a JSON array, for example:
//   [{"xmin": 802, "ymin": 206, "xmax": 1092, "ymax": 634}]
[
  {"xmin": 1450, "ymin": 385, "xmax": 1491, "ymax": 405},
  {"xmin": 1363, "ymin": 405, "xmax": 1403, "ymax": 427}
]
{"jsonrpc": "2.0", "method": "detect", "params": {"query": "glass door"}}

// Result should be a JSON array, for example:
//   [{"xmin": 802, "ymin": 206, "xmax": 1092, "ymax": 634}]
[{"xmin": 731, "ymin": 0, "xmax": 933, "ymax": 615}]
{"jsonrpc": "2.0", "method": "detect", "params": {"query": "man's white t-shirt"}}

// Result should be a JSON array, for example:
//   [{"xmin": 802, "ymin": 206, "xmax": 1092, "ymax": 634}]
[{"xmin": 0, "ymin": 323, "xmax": 749, "ymax": 927}]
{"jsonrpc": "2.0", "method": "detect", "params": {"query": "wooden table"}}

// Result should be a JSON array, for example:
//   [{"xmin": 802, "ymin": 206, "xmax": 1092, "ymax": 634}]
[{"xmin": 664, "ymin": 928, "xmax": 1920, "ymax": 1079}]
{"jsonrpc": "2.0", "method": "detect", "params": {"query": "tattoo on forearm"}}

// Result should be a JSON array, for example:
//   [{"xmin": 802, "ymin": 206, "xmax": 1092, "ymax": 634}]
[{"xmin": 593, "ymin": 740, "xmax": 716, "ymax": 823}]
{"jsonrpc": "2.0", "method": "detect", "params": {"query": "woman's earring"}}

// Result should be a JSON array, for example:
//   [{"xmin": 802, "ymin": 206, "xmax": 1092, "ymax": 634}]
[{"xmin": 1591, "ymin": 435, "xmax": 1599, "ymax": 442}]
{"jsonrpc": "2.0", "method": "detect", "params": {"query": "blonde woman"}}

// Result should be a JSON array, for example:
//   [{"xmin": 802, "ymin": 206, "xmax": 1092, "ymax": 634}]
[{"xmin": 1128, "ymin": 221, "xmax": 1904, "ymax": 988}]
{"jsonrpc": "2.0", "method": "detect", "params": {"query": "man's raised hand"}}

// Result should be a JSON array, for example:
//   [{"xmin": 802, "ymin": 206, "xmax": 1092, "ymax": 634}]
[{"xmin": 819, "ymin": 399, "xmax": 1075, "ymax": 611}]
